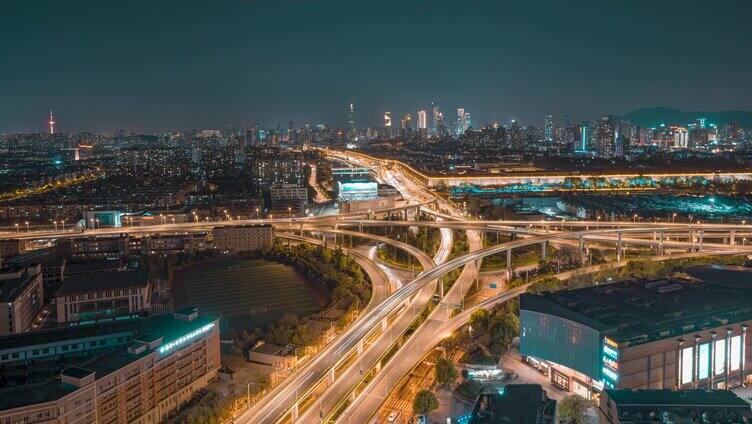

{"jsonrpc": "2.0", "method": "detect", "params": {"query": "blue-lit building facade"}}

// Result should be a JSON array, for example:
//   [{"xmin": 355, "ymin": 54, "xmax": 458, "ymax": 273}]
[
  {"xmin": 520, "ymin": 270, "xmax": 752, "ymax": 402},
  {"xmin": 332, "ymin": 166, "xmax": 379, "ymax": 201}
]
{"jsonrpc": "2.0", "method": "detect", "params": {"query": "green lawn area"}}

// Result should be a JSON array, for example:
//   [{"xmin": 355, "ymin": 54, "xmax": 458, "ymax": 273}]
[{"xmin": 172, "ymin": 258, "xmax": 327, "ymax": 330}]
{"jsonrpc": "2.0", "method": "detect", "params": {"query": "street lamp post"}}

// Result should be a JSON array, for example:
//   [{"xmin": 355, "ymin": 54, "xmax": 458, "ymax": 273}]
[
  {"xmin": 25, "ymin": 221, "xmax": 30, "ymax": 232},
  {"xmin": 15, "ymin": 223, "xmax": 19, "ymax": 233},
  {"xmin": 53, "ymin": 220, "xmax": 58, "ymax": 230}
]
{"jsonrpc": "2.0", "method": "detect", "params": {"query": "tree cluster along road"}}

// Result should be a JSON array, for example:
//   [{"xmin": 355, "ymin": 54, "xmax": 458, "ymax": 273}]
[{"xmin": 6, "ymin": 149, "xmax": 752, "ymax": 424}]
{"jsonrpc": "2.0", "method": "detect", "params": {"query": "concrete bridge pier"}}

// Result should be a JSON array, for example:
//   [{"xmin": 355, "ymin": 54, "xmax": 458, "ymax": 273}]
[
  {"xmin": 328, "ymin": 367, "xmax": 335, "ymax": 384},
  {"xmin": 698, "ymin": 230, "xmax": 704, "ymax": 252},
  {"xmin": 730, "ymin": 230, "xmax": 736, "ymax": 245},
  {"xmin": 541, "ymin": 241, "xmax": 547, "ymax": 261},
  {"xmin": 506, "ymin": 249, "xmax": 512, "ymax": 280},
  {"xmin": 658, "ymin": 230, "xmax": 665, "ymax": 256},
  {"xmin": 616, "ymin": 232, "xmax": 623, "ymax": 262},
  {"xmin": 578, "ymin": 236, "xmax": 587, "ymax": 264}
]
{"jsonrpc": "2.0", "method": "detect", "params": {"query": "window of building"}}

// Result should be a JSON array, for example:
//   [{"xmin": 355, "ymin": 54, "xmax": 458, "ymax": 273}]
[
  {"xmin": 681, "ymin": 346, "xmax": 694, "ymax": 385},
  {"xmin": 714, "ymin": 339, "xmax": 726, "ymax": 376},
  {"xmin": 698, "ymin": 343, "xmax": 710, "ymax": 380},
  {"xmin": 730, "ymin": 335, "xmax": 742, "ymax": 372}
]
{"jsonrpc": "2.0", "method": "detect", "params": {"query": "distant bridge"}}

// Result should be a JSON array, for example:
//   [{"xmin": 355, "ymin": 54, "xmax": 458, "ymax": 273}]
[{"xmin": 325, "ymin": 149, "xmax": 752, "ymax": 189}]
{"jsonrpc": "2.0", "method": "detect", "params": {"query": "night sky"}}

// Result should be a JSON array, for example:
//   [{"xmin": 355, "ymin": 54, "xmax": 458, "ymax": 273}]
[{"xmin": 1, "ymin": 0, "xmax": 751, "ymax": 133}]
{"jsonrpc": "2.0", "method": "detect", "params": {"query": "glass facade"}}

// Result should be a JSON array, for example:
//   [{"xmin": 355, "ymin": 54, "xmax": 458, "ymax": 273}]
[
  {"xmin": 698, "ymin": 343, "xmax": 710, "ymax": 380},
  {"xmin": 730, "ymin": 335, "xmax": 742, "ymax": 372},
  {"xmin": 714, "ymin": 339, "xmax": 726, "ymax": 376},
  {"xmin": 681, "ymin": 346, "xmax": 694, "ymax": 385},
  {"xmin": 520, "ymin": 310, "xmax": 602, "ymax": 380}
]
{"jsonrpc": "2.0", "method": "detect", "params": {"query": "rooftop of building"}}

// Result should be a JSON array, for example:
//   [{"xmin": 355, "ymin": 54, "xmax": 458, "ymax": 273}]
[
  {"xmin": 520, "ymin": 267, "xmax": 752, "ymax": 346},
  {"xmin": 606, "ymin": 389, "xmax": 749, "ymax": 407},
  {"xmin": 0, "ymin": 265, "xmax": 40, "ymax": 302},
  {"xmin": 469, "ymin": 384, "xmax": 556, "ymax": 424},
  {"xmin": 6, "ymin": 245, "xmax": 66, "ymax": 268},
  {"xmin": 605, "ymin": 389, "xmax": 752, "ymax": 424},
  {"xmin": 0, "ymin": 310, "xmax": 217, "ymax": 411},
  {"xmin": 56, "ymin": 268, "xmax": 148, "ymax": 296},
  {"xmin": 64, "ymin": 258, "xmax": 122, "ymax": 274},
  {"xmin": 250, "ymin": 342, "xmax": 294, "ymax": 357}
]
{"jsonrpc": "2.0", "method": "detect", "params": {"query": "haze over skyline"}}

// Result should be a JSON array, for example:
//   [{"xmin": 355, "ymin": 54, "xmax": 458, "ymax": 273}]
[{"xmin": 2, "ymin": 0, "xmax": 751, "ymax": 133}]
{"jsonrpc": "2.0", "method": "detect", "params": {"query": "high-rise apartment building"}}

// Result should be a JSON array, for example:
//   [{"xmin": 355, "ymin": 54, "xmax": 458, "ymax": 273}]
[{"xmin": 417, "ymin": 110, "xmax": 427, "ymax": 130}]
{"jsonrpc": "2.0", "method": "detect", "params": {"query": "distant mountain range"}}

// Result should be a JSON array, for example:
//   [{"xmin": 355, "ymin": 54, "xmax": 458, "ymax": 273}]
[{"xmin": 621, "ymin": 107, "xmax": 752, "ymax": 128}]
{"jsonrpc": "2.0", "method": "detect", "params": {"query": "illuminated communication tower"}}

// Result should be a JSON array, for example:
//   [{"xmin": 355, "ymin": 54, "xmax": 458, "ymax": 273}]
[{"xmin": 48, "ymin": 111, "xmax": 56, "ymax": 134}]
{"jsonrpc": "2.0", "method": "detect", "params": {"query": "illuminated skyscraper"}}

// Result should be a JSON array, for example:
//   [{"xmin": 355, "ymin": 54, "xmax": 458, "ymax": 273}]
[
  {"xmin": 400, "ymin": 113, "xmax": 413, "ymax": 130},
  {"xmin": 48, "ymin": 110, "xmax": 55, "ymax": 134},
  {"xmin": 347, "ymin": 98, "xmax": 356, "ymax": 136},
  {"xmin": 594, "ymin": 115, "xmax": 617, "ymax": 157},
  {"xmin": 417, "ymin": 110, "xmax": 427, "ymax": 130},
  {"xmin": 384, "ymin": 112, "xmax": 392, "ymax": 127},
  {"xmin": 574, "ymin": 122, "xmax": 590, "ymax": 154},
  {"xmin": 431, "ymin": 105, "xmax": 443, "ymax": 136},
  {"xmin": 544, "ymin": 115, "xmax": 554, "ymax": 145}
]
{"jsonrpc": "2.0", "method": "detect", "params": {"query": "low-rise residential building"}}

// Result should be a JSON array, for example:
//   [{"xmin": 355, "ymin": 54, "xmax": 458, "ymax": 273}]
[
  {"xmin": 55, "ymin": 268, "xmax": 151, "ymax": 324},
  {"xmin": 340, "ymin": 196, "xmax": 397, "ymax": 213},
  {"xmin": 248, "ymin": 341, "xmax": 298, "ymax": 383},
  {"xmin": 0, "ymin": 238, "xmax": 24, "ymax": 261},
  {"xmin": 7, "ymin": 245, "xmax": 67, "ymax": 287},
  {"xmin": 519, "ymin": 266, "xmax": 752, "ymax": 402},
  {"xmin": 70, "ymin": 235, "xmax": 131, "ymax": 259},
  {"xmin": 0, "ymin": 308, "xmax": 220, "ymax": 424},
  {"xmin": 0, "ymin": 264, "xmax": 44, "ymax": 335},
  {"xmin": 377, "ymin": 183, "xmax": 400, "ymax": 198},
  {"xmin": 270, "ymin": 183, "xmax": 308, "ymax": 207},
  {"xmin": 600, "ymin": 389, "xmax": 752, "ymax": 424},
  {"xmin": 142, "ymin": 233, "xmax": 209, "ymax": 255},
  {"xmin": 212, "ymin": 224, "xmax": 274, "ymax": 252}
]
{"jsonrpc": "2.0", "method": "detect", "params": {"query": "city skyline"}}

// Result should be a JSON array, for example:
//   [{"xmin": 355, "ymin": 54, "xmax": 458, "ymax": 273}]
[{"xmin": 2, "ymin": 0, "xmax": 751, "ymax": 132}]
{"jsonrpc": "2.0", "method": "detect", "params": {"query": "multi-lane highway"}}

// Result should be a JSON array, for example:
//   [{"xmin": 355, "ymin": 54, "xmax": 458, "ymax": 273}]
[{"xmin": 8, "ymin": 147, "xmax": 752, "ymax": 424}]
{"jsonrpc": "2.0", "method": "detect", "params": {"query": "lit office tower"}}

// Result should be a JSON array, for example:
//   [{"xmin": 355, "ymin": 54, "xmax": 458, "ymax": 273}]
[
  {"xmin": 431, "ymin": 105, "xmax": 443, "ymax": 135},
  {"xmin": 347, "ymin": 98, "xmax": 356, "ymax": 135},
  {"xmin": 384, "ymin": 112, "xmax": 392, "ymax": 127},
  {"xmin": 594, "ymin": 115, "xmax": 617, "ymax": 158},
  {"xmin": 574, "ymin": 122, "xmax": 590, "ymax": 154},
  {"xmin": 417, "ymin": 110, "xmax": 427, "ymax": 130},
  {"xmin": 456, "ymin": 108, "xmax": 472, "ymax": 136},
  {"xmin": 544, "ymin": 115, "xmax": 554, "ymax": 145},
  {"xmin": 400, "ymin": 113, "xmax": 413, "ymax": 130},
  {"xmin": 48, "ymin": 110, "xmax": 55, "ymax": 134}
]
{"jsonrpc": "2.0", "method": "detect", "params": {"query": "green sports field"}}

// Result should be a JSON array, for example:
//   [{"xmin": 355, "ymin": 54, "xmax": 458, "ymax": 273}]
[{"xmin": 172, "ymin": 258, "xmax": 327, "ymax": 330}]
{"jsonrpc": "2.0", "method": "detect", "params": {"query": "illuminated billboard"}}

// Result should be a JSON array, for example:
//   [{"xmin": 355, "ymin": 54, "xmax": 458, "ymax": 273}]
[{"xmin": 337, "ymin": 181, "xmax": 378, "ymax": 201}]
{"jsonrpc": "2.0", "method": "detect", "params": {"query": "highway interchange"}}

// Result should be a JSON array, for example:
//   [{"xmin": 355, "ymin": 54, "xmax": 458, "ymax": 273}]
[{"xmin": 4, "ymin": 150, "xmax": 752, "ymax": 423}]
